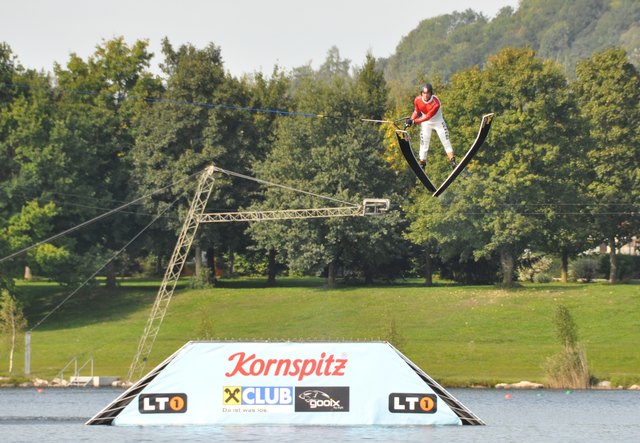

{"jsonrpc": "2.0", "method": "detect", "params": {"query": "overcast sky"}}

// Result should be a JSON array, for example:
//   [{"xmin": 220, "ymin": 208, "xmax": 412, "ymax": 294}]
[{"xmin": 4, "ymin": 0, "xmax": 521, "ymax": 77}]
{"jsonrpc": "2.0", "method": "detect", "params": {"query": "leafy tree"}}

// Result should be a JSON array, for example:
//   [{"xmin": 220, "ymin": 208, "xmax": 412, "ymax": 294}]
[
  {"xmin": 405, "ymin": 48, "xmax": 588, "ymax": 285},
  {"xmin": 210, "ymin": 69, "xmax": 292, "ymax": 277},
  {"xmin": 0, "ymin": 42, "xmax": 18, "ymax": 100},
  {"xmin": 0, "ymin": 44, "xmax": 67, "ymax": 285},
  {"xmin": 250, "ymin": 53, "xmax": 406, "ymax": 285},
  {"xmin": 0, "ymin": 289, "xmax": 27, "ymax": 374},
  {"xmin": 228, "ymin": 69, "xmax": 293, "ymax": 282},
  {"xmin": 0, "ymin": 43, "xmax": 23, "ymax": 288},
  {"xmin": 0, "ymin": 43, "xmax": 49, "ymax": 213},
  {"xmin": 131, "ymin": 39, "xmax": 269, "ymax": 281},
  {"xmin": 521, "ymin": 61, "xmax": 593, "ymax": 283},
  {"xmin": 574, "ymin": 48, "xmax": 640, "ymax": 283},
  {"xmin": 1, "ymin": 201, "xmax": 72, "ymax": 279},
  {"xmin": 51, "ymin": 37, "xmax": 161, "ymax": 287},
  {"xmin": 132, "ymin": 39, "xmax": 222, "ymax": 279},
  {"xmin": 575, "ymin": 49, "xmax": 640, "ymax": 283},
  {"xmin": 318, "ymin": 46, "xmax": 351, "ymax": 79},
  {"xmin": 0, "ymin": 38, "xmax": 160, "ymax": 286}
]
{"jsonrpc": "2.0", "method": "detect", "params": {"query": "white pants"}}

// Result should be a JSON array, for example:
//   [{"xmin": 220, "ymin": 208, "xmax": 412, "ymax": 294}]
[{"xmin": 419, "ymin": 119, "xmax": 453, "ymax": 161}]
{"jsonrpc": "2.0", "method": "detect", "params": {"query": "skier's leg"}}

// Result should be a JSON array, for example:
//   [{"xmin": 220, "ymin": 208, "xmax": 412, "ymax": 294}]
[
  {"xmin": 435, "ymin": 120, "xmax": 456, "ymax": 168},
  {"xmin": 419, "ymin": 123, "xmax": 432, "ymax": 169}
]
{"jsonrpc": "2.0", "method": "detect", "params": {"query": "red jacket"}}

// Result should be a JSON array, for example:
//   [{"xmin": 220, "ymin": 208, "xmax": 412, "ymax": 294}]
[{"xmin": 411, "ymin": 95, "xmax": 442, "ymax": 123}]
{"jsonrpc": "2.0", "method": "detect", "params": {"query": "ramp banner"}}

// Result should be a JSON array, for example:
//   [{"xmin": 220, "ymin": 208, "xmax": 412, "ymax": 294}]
[{"xmin": 91, "ymin": 342, "xmax": 478, "ymax": 426}]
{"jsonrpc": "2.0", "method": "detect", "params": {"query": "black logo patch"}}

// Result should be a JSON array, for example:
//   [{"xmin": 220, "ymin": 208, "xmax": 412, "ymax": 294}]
[{"xmin": 295, "ymin": 387, "xmax": 349, "ymax": 412}]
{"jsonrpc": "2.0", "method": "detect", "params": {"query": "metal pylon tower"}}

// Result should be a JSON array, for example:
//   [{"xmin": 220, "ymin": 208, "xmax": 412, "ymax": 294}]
[{"xmin": 127, "ymin": 166, "xmax": 216, "ymax": 382}]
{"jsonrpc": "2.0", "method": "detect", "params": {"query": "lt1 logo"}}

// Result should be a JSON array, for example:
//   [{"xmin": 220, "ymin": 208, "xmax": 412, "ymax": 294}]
[
  {"xmin": 388, "ymin": 393, "xmax": 437, "ymax": 414},
  {"xmin": 139, "ymin": 393, "xmax": 188, "ymax": 414}
]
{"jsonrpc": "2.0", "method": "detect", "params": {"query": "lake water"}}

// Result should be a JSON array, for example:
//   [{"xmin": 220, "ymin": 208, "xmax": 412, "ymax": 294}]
[{"xmin": 1, "ymin": 387, "xmax": 638, "ymax": 442}]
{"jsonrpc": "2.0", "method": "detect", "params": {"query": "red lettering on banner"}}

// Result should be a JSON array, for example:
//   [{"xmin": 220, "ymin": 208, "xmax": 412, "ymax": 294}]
[
  {"xmin": 333, "ymin": 358, "xmax": 347, "ymax": 376},
  {"xmin": 225, "ymin": 352, "xmax": 348, "ymax": 381},
  {"xmin": 291, "ymin": 359, "xmax": 302, "ymax": 376},
  {"xmin": 275, "ymin": 358, "xmax": 291, "ymax": 375}
]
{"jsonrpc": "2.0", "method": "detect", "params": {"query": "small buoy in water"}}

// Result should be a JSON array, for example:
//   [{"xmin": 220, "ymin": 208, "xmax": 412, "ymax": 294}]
[
  {"xmin": 36, "ymin": 388, "xmax": 44, "ymax": 393},
  {"xmin": 565, "ymin": 390, "xmax": 572, "ymax": 394},
  {"xmin": 504, "ymin": 394, "xmax": 512, "ymax": 399}
]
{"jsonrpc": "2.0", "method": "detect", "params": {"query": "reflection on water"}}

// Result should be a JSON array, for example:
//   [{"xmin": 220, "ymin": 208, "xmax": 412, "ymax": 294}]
[{"xmin": 0, "ymin": 388, "xmax": 639, "ymax": 442}]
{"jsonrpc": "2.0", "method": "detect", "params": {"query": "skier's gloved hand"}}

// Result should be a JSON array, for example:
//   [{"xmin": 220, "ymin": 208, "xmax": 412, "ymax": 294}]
[{"xmin": 404, "ymin": 118, "xmax": 413, "ymax": 129}]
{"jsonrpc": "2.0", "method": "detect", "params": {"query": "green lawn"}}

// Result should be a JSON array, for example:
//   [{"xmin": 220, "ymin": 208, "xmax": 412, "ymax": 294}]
[{"xmin": 6, "ymin": 277, "xmax": 640, "ymax": 387}]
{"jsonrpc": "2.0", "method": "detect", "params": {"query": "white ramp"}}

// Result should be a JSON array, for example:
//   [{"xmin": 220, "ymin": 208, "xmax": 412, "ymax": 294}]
[{"xmin": 87, "ymin": 341, "xmax": 483, "ymax": 426}]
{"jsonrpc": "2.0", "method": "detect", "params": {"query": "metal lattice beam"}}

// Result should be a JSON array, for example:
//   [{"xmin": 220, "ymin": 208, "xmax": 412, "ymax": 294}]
[
  {"xmin": 200, "ymin": 206, "xmax": 361, "ymax": 223},
  {"xmin": 199, "ymin": 199, "xmax": 389, "ymax": 223}
]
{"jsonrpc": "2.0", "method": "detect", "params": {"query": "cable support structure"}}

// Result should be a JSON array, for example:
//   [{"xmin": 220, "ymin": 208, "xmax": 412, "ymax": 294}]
[{"xmin": 127, "ymin": 165, "xmax": 388, "ymax": 381}]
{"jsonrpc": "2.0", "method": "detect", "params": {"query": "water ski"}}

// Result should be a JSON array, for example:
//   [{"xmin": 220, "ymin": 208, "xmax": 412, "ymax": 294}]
[
  {"xmin": 432, "ymin": 113, "xmax": 494, "ymax": 197},
  {"xmin": 395, "ymin": 130, "xmax": 436, "ymax": 193}
]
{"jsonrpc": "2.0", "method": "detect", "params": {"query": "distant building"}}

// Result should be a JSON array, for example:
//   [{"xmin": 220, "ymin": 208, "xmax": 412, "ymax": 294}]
[{"xmin": 594, "ymin": 236, "xmax": 638, "ymax": 256}]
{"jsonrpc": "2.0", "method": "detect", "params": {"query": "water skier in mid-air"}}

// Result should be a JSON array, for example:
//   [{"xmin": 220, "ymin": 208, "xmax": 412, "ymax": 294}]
[{"xmin": 405, "ymin": 83, "xmax": 457, "ymax": 170}]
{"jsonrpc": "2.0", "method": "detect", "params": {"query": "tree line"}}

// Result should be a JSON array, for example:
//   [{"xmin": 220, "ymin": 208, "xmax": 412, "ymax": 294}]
[{"xmin": 0, "ymin": 37, "xmax": 638, "ymax": 297}]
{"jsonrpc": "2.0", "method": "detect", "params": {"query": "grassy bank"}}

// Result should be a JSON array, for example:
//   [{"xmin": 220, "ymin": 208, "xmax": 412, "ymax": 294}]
[{"xmin": 5, "ymin": 278, "xmax": 640, "ymax": 387}]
